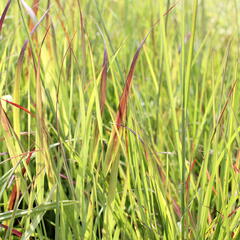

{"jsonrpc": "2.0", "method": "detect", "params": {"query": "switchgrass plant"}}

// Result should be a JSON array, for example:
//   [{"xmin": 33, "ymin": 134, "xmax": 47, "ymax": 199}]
[{"xmin": 0, "ymin": 0, "xmax": 239, "ymax": 239}]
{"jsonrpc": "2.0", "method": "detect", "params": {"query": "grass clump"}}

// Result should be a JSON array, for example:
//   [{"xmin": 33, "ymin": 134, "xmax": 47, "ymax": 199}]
[{"xmin": 0, "ymin": 0, "xmax": 239, "ymax": 239}]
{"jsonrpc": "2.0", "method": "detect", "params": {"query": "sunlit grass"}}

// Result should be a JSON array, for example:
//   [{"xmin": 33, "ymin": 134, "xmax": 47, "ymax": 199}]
[{"xmin": 0, "ymin": 0, "xmax": 239, "ymax": 239}]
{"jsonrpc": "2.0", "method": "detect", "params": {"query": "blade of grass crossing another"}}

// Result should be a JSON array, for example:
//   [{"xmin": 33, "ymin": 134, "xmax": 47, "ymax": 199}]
[
  {"xmin": 102, "ymin": 34, "xmax": 150, "ymax": 239},
  {"xmin": 35, "ymin": 29, "xmax": 56, "ymax": 204},
  {"xmin": 181, "ymin": 0, "xmax": 198, "ymax": 238},
  {"xmin": 13, "ymin": 5, "xmax": 49, "ymax": 139}
]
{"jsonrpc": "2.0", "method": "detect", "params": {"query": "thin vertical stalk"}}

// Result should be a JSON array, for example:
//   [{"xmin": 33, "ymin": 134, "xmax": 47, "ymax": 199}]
[
  {"xmin": 77, "ymin": 0, "xmax": 87, "ymax": 85},
  {"xmin": 94, "ymin": 0, "xmax": 124, "ymax": 83},
  {"xmin": 181, "ymin": 0, "xmax": 186, "ymax": 239},
  {"xmin": 182, "ymin": 0, "xmax": 198, "ymax": 238}
]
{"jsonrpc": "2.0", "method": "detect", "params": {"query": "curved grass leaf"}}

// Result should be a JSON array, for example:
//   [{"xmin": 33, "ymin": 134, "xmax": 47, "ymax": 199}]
[
  {"xmin": 20, "ymin": 0, "xmax": 37, "ymax": 24},
  {"xmin": 0, "ymin": 0, "xmax": 11, "ymax": 33},
  {"xmin": 1, "ymin": 98, "xmax": 34, "ymax": 116}
]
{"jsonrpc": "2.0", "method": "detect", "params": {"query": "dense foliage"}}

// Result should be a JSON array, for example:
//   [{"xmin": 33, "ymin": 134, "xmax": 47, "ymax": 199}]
[{"xmin": 0, "ymin": 0, "xmax": 239, "ymax": 239}]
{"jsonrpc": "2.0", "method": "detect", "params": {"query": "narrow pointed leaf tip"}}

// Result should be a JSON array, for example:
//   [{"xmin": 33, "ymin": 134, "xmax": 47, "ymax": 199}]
[
  {"xmin": 1, "ymin": 98, "xmax": 34, "ymax": 116},
  {"xmin": 20, "ymin": 0, "xmax": 38, "ymax": 23},
  {"xmin": 100, "ymin": 48, "xmax": 108, "ymax": 114},
  {"xmin": 17, "ymin": 9, "xmax": 49, "ymax": 65},
  {"xmin": 0, "ymin": 0, "xmax": 11, "ymax": 33},
  {"xmin": 116, "ymin": 35, "xmax": 149, "ymax": 128}
]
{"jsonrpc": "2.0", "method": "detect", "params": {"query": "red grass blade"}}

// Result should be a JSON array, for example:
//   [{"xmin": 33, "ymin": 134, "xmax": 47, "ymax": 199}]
[
  {"xmin": 150, "ymin": 1, "xmax": 179, "ymax": 30},
  {"xmin": 1, "ymin": 98, "xmax": 34, "ymax": 116},
  {"xmin": 115, "ymin": 34, "xmax": 149, "ymax": 128},
  {"xmin": 210, "ymin": 79, "xmax": 238, "ymax": 143},
  {"xmin": 172, "ymin": 198, "xmax": 181, "ymax": 218},
  {"xmin": 115, "ymin": 2, "xmax": 178, "ymax": 128},
  {"xmin": 0, "ymin": 223, "xmax": 22, "ymax": 238},
  {"xmin": 8, "ymin": 184, "xmax": 17, "ymax": 211},
  {"xmin": 8, "ymin": 150, "xmax": 35, "ymax": 210},
  {"xmin": 32, "ymin": 0, "xmax": 40, "ymax": 13},
  {"xmin": 163, "ymin": 1, "xmax": 179, "ymax": 16},
  {"xmin": 106, "ymin": 3, "xmax": 178, "ymax": 171},
  {"xmin": 100, "ymin": 48, "xmax": 108, "ymax": 114},
  {"xmin": 228, "ymin": 206, "xmax": 240, "ymax": 218},
  {"xmin": 0, "ymin": 101, "xmax": 13, "ymax": 137},
  {"xmin": 233, "ymin": 147, "xmax": 240, "ymax": 173},
  {"xmin": 186, "ymin": 159, "xmax": 197, "ymax": 196},
  {"xmin": 0, "ymin": 0, "xmax": 11, "ymax": 33},
  {"xmin": 17, "ymin": 8, "xmax": 49, "ymax": 66},
  {"xmin": 105, "ymin": 34, "xmax": 150, "ymax": 174}
]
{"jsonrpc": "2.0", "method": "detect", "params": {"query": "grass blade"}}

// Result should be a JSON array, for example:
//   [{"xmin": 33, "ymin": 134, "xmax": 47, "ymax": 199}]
[
  {"xmin": 100, "ymin": 48, "xmax": 108, "ymax": 115},
  {"xmin": 0, "ymin": 0, "xmax": 11, "ymax": 33}
]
